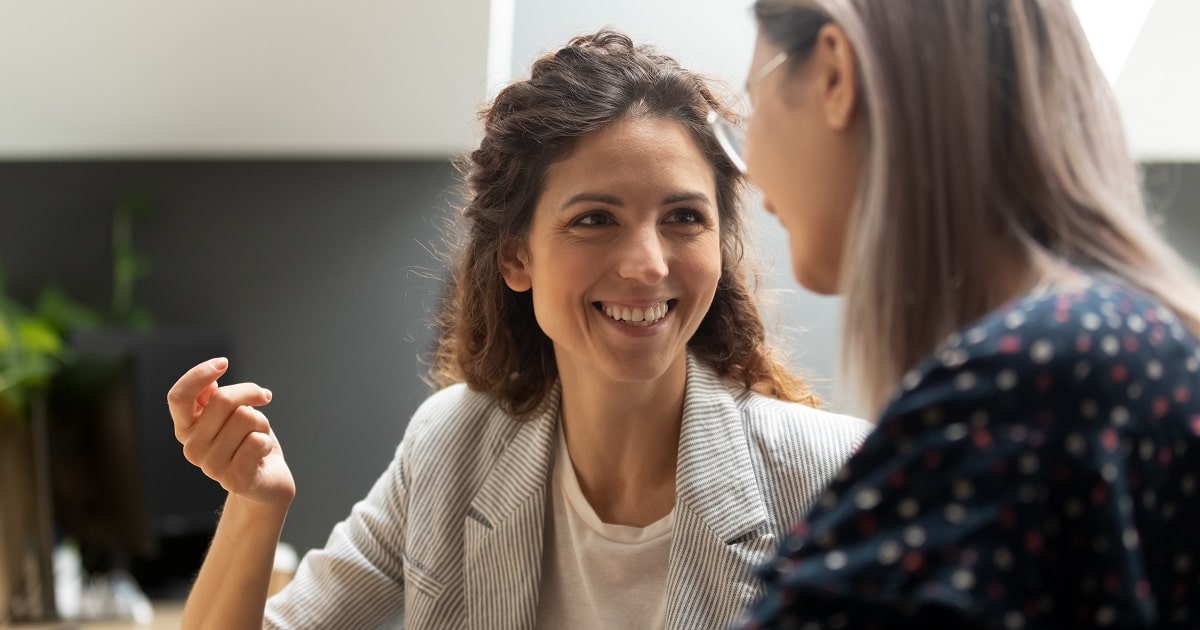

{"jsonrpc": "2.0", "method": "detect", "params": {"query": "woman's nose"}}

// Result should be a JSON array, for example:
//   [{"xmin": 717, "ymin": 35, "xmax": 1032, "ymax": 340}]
[{"xmin": 617, "ymin": 227, "xmax": 669, "ymax": 284}]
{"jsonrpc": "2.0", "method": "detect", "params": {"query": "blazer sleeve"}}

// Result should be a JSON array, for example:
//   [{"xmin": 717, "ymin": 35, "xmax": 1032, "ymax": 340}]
[{"xmin": 263, "ymin": 437, "xmax": 411, "ymax": 629}]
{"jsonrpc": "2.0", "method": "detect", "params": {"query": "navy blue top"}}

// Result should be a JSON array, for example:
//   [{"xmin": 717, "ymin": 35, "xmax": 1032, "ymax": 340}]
[{"xmin": 738, "ymin": 274, "xmax": 1200, "ymax": 629}]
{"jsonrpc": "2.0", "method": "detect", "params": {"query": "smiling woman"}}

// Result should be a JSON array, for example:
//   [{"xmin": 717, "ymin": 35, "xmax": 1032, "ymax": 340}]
[{"xmin": 162, "ymin": 29, "xmax": 872, "ymax": 629}]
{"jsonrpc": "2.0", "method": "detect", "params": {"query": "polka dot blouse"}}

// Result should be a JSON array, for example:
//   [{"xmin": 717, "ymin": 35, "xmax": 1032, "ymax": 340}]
[{"xmin": 738, "ymin": 274, "xmax": 1200, "ymax": 629}]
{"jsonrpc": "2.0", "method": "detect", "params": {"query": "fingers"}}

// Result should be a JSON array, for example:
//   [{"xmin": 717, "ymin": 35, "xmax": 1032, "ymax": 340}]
[
  {"xmin": 167, "ymin": 358, "xmax": 229, "ymax": 426},
  {"xmin": 190, "ymin": 405, "xmax": 271, "ymax": 480}
]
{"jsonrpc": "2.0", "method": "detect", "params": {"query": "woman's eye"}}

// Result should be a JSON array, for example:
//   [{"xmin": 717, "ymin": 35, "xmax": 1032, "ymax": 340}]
[
  {"xmin": 574, "ymin": 212, "xmax": 613, "ymax": 227},
  {"xmin": 666, "ymin": 209, "xmax": 704, "ymax": 224}
]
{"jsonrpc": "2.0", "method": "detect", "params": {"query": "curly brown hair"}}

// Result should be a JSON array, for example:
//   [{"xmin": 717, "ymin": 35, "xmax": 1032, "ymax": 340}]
[{"xmin": 431, "ymin": 29, "xmax": 818, "ymax": 416}]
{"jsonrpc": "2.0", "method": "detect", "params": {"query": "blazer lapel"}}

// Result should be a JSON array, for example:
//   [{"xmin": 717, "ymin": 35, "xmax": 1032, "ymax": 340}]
[
  {"xmin": 462, "ymin": 384, "xmax": 560, "ymax": 630},
  {"xmin": 665, "ymin": 355, "xmax": 776, "ymax": 628}
]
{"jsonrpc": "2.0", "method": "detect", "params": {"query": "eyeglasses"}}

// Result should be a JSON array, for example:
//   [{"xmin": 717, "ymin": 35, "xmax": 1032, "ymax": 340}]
[{"xmin": 707, "ymin": 50, "xmax": 790, "ymax": 174}]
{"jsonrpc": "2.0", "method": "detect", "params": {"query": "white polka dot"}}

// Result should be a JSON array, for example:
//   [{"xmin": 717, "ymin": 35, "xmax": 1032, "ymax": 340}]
[
  {"xmin": 1118, "ymin": 494, "xmax": 1133, "ymax": 515},
  {"xmin": 1187, "ymin": 356, "xmax": 1198, "ymax": 373},
  {"xmin": 1019, "ymin": 484, "xmax": 1038, "ymax": 504},
  {"xmin": 835, "ymin": 466, "xmax": 852, "ymax": 482},
  {"xmin": 1175, "ymin": 554, "xmax": 1192, "ymax": 573},
  {"xmin": 825, "ymin": 550, "xmax": 848, "ymax": 570},
  {"xmin": 1123, "ymin": 528, "xmax": 1139, "ymax": 550},
  {"xmin": 1005, "ymin": 311, "xmax": 1026, "ymax": 329},
  {"xmin": 815, "ymin": 531, "xmax": 837, "ymax": 548},
  {"xmin": 1127, "ymin": 314, "xmax": 1146, "ymax": 332},
  {"xmin": 1094, "ymin": 536, "xmax": 1111, "ymax": 553},
  {"xmin": 1081, "ymin": 312, "xmax": 1102, "ymax": 331},
  {"xmin": 855, "ymin": 488, "xmax": 881, "ymax": 510},
  {"xmin": 955, "ymin": 371, "xmax": 978, "ymax": 391},
  {"xmin": 1139, "ymin": 439, "xmax": 1156, "ymax": 461},
  {"xmin": 1182, "ymin": 474, "xmax": 1196, "ymax": 497},
  {"xmin": 944, "ymin": 423, "xmax": 968, "ymax": 441},
  {"xmin": 945, "ymin": 332, "xmax": 963, "ymax": 347},
  {"xmin": 922, "ymin": 407, "xmax": 944, "ymax": 426},
  {"xmin": 993, "ymin": 547, "xmax": 1014, "ymax": 570},
  {"xmin": 970, "ymin": 410, "xmax": 990, "ymax": 428},
  {"xmin": 1074, "ymin": 361, "xmax": 1092, "ymax": 381},
  {"xmin": 944, "ymin": 503, "xmax": 967, "ymax": 524},
  {"xmin": 997, "ymin": 369, "xmax": 1018, "ymax": 390},
  {"xmin": 1101, "ymin": 463, "xmax": 1119, "ymax": 482},
  {"xmin": 1018, "ymin": 453, "xmax": 1040, "ymax": 475},
  {"xmin": 1081, "ymin": 399, "xmax": 1099, "ymax": 419},
  {"xmin": 1142, "ymin": 489, "xmax": 1157, "ymax": 509},
  {"xmin": 820, "ymin": 491, "xmax": 839, "ymax": 509},
  {"xmin": 878, "ymin": 540, "xmax": 902, "ymax": 565},
  {"xmin": 1064, "ymin": 499, "xmax": 1084, "ymax": 518},
  {"xmin": 1176, "ymin": 440, "xmax": 1189, "ymax": 456},
  {"xmin": 952, "ymin": 480, "xmax": 975, "ymax": 501},
  {"xmin": 903, "ymin": 525, "xmax": 927, "ymax": 547},
  {"xmin": 1100, "ymin": 301, "xmax": 1117, "ymax": 318},
  {"xmin": 1030, "ymin": 339, "xmax": 1055, "ymax": 364},
  {"xmin": 898, "ymin": 498, "xmax": 919, "ymax": 519},
  {"xmin": 1101, "ymin": 335, "xmax": 1120, "ymax": 356},
  {"xmin": 1127, "ymin": 383, "xmax": 1143, "ymax": 400},
  {"xmin": 1066, "ymin": 433, "xmax": 1087, "ymax": 456},
  {"xmin": 966, "ymin": 327, "xmax": 988, "ymax": 345},
  {"xmin": 1147, "ymin": 360, "xmax": 1163, "ymax": 380},
  {"xmin": 1003, "ymin": 611, "xmax": 1026, "ymax": 629},
  {"xmin": 1110, "ymin": 406, "xmax": 1130, "ymax": 427},
  {"xmin": 941, "ymin": 347, "xmax": 968, "ymax": 368},
  {"xmin": 902, "ymin": 369, "xmax": 922, "ymax": 391},
  {"xmin": 951, "ymin": 568, "xmax": 975, "ymax": 590},
  {"xmin": 1096, "ymin": 605, "xmax": 1116, "ymax": 626},
  {"xmin": 1162, "ymin": 502, "xmax": 1177, "ymax": 521}
]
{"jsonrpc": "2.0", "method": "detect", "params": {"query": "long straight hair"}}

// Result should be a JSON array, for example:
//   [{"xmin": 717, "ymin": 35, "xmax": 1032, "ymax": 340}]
[{"xmin": 756, "ymin": 0, "xmax": 1200, "ymax": 416}]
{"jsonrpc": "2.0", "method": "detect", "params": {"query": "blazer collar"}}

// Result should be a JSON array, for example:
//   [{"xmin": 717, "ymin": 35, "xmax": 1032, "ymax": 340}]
[{"xmin": 675, "ymin": 353, "xmax": 770, "ymax": 541}]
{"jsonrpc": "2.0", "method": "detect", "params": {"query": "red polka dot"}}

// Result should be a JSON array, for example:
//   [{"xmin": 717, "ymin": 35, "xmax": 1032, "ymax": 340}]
[
  {"xmin": 1091, "ymin": 484, "xmax": 1109, "ymax": 505},
  {"xmin": 1103, "ymin": 572, "xmax": 1121, "ymax": 593},
  {"xmin": 1150, "ymin": 328, "xmax": 1166, "ymax": 346},
  {"xmin": 1111, "ymin": 364, "xmax": 1128, "ymax": 383},
  {"xmin": 1100, "ymin": 428, "xmax": 1119, "ymax": 451},
  {"xmin": 1146, "ymin": 309, "xmax": 1160, "ymax": 323},
  {"xmin": 972, "ymin": 429, "xmax": 994, "ymax": 450},
  {"xmin": 857, "ymin": 514, "xmax": 879, "ymax": 537},
  {"xmin": 923, "ymin": 450, "xmax": 944, "ymax": 469},
  {"xmin": 1025, "ymin": 532, "xmax": 1044, "ymax": 554},
  {"xmin": 1055, "ymin": 309, "xmax": 1070, "ymax": 323},
  {"xmin": 1174, "ymin": 386, "xmax": 1190, "ymax": 404},
  {"xmin": 888, "ymin": 469, "xmax": 907, "ymax": 488},
  {"xmin": 1159, "ymin": 447, "xmax": 1173, "ymax": 466},
  {"xmin": 1119, "ymin": 299, "xmax": 1133, "ymax": 314},
  {"xmin": 1000, "ymin": 507, "xmax": 1017, "ymax": 529},
  {"xmin": 1123, "ymin": 335, "xmax": 1139, "ymax": 353},
  {"xmin": 1191, "ymin": 416, "xmax": 1200, "ymax": 436},
  {"xmin": 1174, "ymin": 579, "xmax": 1189, "ymax": 600},
  {"xmin": 987, "ymin": 582, "xmax": 1005, "ymax": 600},
  {"xmin": 790, "ymin": 522, "xmax": 808, "ymax": 538},
  {"xmin": 960, "ymin": 548, "xmax": 979, "ymax": 567},
  {"xmin": 1153, "ymin": 398, "xmax": 1170, "ymax": 418},
  {"xmin": 1036, "ymin": 373, "xmax": 1055, "ymax": 392},
  {"xmin": 1136, "ymin": 580, "xmax": 1152, "ymax": 599},
  {"xmin": 1076, "ymin": 336, "xmax": 1093, "ymax": 353},
  {"xmin": 999, "ymin": 335, "xmax": 1022, "ymax": 354},
  {"xmin": 902, "ymin": 551, "xmax": 924, "ymax": 572},
  {"xmin": 1055, "ymin": 464, "xmax": 1073, "ymax": 483}
]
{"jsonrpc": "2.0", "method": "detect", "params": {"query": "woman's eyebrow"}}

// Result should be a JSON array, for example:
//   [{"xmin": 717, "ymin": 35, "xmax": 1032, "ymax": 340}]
[{"xmin": 560, "ymin": 192, "xmax": 624, "ymax": 210}]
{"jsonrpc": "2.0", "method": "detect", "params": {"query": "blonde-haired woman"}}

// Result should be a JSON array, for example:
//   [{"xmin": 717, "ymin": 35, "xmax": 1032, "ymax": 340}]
[{"xmin": 710, "ymin": 0, "xmax": 1200, "ymax": 627}]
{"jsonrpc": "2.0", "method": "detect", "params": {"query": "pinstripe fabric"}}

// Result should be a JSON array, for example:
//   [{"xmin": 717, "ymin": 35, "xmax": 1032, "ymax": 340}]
[{"xmin": 264, "ymin": 354, "xmax": 871, "ymax": 629}]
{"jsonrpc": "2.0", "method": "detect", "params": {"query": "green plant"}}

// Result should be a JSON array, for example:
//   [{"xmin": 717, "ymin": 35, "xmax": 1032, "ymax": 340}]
[{"xmin": 0, "ymin": 195, "xmax": 154, "ymax": 416}]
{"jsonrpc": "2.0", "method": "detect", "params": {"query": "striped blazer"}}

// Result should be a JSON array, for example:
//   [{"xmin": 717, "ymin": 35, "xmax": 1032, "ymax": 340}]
[{"xmin": 264, "ymin": 354, "xmax": 871, "ymax": 629}]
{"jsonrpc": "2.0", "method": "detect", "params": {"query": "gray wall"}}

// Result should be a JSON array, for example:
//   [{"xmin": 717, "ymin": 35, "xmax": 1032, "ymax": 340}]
[
  {"xmin": 2, "ymin": 160, "xmax": 1197, "ymax": 557},
  {"xmin": 1, "ymin": 160, "xmax": 456, "ymax": 554}
]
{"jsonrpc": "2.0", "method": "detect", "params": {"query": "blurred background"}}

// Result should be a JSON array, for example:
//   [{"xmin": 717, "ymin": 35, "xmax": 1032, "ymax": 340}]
[{"xmin": 1, "ymin": 0, "xmax": 1197, "ymax": 623}]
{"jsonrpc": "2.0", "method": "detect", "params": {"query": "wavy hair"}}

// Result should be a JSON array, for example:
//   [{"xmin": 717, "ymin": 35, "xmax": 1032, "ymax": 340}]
[
  {"xmin": 431, "ymin": 29, "xmax": 817, "ymax": 416},
  {"xmin": 755, "ymin": 0, "xmax": 1200, "ymax": 415}
]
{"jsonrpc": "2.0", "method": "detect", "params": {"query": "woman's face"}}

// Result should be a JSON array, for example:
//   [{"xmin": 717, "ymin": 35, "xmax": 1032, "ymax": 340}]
[
  {"xmin": 743, "ymin": 29, "xmax": 863, "ymax": 295},
  {"xmin": 500, "ymin": 116, "xmax": 722, "ymax": 389}
]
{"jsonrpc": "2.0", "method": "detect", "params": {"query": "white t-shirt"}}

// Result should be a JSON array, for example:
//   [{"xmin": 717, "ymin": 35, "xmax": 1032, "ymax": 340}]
[{"xmin": 534, "ymin": 428, "xmax": 674, "ymax": 629}]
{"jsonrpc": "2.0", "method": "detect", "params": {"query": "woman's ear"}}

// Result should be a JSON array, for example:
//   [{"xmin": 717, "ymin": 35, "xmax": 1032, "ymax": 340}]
[
  {"xmin": 498, "ymin": 239, "xmax": 532, "ymax": 292},
  {"xmin": 814, "ymin": 23, "xmax": 859, "ymax": 131}
]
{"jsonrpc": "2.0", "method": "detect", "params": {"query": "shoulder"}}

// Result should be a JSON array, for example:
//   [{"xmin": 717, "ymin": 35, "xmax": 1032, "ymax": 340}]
[
  {"xmin": 739, "ymin": 391, "xmax": 873, "ymax": 455},
  {"xmin": 400, "ymin": 383, "xmax": 530, "ymax": 470},
  {"xmin": 884, "ymin": 273, "xmax": 1200, "ymax": 431}
]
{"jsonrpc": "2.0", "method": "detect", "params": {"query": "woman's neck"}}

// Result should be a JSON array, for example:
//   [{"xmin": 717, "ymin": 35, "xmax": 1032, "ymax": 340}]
[{"xmin": 556, "ymin": 355, "xmax": 687, "ymax": 527}]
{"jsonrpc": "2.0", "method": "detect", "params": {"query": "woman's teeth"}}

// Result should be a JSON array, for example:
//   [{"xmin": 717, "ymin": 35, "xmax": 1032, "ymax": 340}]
[{"xmin": 603, "ymin": 302, "xmax": 668, "ymax": 326}]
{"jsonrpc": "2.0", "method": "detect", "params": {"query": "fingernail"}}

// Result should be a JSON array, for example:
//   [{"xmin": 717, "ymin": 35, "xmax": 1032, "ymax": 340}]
[
  {"xmin": 211, "ymin": 357, "xmax": 228, "ymax": 370},
  {"xmin": 262, "ymin": 388, "xmax": 273, "ymax": 401}
]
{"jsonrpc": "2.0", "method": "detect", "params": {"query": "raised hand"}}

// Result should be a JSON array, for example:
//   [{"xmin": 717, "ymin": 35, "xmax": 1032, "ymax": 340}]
[{"xmin": 167, "ymin": 358, "xmax": 295, "ymax": 509}]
